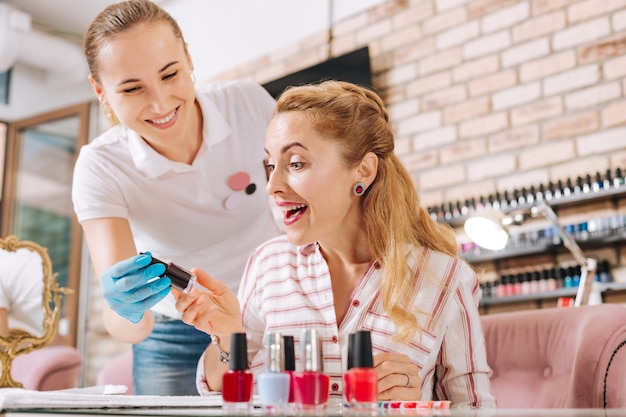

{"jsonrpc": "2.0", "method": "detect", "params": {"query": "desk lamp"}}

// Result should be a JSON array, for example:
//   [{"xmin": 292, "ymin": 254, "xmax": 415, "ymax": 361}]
[{"xmin": 464, "ymin": 200, "xmax": 597, "ymax": 306}]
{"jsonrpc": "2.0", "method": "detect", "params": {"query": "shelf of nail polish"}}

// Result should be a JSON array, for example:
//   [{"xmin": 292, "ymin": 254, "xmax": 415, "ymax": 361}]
[
  {"xmin": 458, "ymin": 213, "xmax": 626, "ymax": 263},
  {"xmin": 480, "ymin": 282, "xmax": 626, "ymax": 306},
  {"xmin": 478, "ymin": 260, "xmax": 626, "ymax": 306},
  {"xmin": 428, "ymin": 168, "xmax": 626, "ymax": 228}
]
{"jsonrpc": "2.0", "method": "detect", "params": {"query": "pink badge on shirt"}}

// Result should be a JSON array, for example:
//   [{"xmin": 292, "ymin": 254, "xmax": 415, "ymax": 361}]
[
  {"xmin": 228, "ymin": 172, "xmax": 251, "ymax": 191},
  {"xmin": 224, "ymin": 171, "xmax": 255, "ymax": 210}
]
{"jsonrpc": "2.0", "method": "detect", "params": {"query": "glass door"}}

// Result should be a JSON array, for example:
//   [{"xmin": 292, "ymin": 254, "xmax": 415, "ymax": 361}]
[{"xmin": 1, "ymin": 103, "xmax": 90, "ymax": 346}]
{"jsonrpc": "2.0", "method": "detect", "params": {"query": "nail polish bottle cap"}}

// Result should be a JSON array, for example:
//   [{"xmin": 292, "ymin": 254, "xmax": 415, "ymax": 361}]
[
  {"xmin": 352, "ymin": 330, "xmax": 373, "ymax": 368},
  {"xmin": 265, "ymin": 332, "xmax": 284, "ymax": 372},
  {"xmin": 346, "ymin": 333, "xmax": 356, "ymax": 370},
  {"xmin": 283, "ymin": 335, "xmax": 295, "ymax": 371},
  {"xmin": 229, "ymin": 333, "xmax": 249, "ymax": 371},
  {"xmin": 301, "ymin": 328, "xmax": 323, "ymax": 372}
]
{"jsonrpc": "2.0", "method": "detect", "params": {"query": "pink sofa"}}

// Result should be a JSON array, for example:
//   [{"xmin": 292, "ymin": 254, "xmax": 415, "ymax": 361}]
[
  {"xmin": 481, "ymin": 303, "xmax": 626, "ymax": 408},
  {"xmin": 11, "ymin": 345, "xmax": 82, "ymax": 391}
]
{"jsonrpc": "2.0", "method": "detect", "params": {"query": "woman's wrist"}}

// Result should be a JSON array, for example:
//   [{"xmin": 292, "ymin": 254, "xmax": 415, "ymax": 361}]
[{"xmin": 211, "ymin": 334, "xmax": 231, "ymax": 364}]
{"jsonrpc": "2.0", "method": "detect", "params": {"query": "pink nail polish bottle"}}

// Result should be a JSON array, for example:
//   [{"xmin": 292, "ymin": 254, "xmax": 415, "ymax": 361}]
[
  {"xmin": 293, "ymin": 329, "xmax": 330, "ymax": 414},
  {"xmin": 222, "ymin": 333, "xmax": 253, "ymax": 415}
]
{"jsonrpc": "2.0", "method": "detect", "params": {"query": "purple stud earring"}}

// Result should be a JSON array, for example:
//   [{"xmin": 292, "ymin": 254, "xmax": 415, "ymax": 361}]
[{"xmin": 353, "ymin": 182, "xmax": 366, "ymax": 196}]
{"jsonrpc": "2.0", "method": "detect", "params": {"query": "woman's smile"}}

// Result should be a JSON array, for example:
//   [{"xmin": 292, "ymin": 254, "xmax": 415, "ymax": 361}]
[{"xmin": 146, "ymin": 106, "xmax": 179, "ymax": 129}]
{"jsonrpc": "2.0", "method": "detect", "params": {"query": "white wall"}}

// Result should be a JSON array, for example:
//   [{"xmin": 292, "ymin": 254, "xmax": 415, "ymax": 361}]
[
  {"xmin": 0, "ymin": 64, "xmax": 93, "ymax": 122},
  {"xmin": 166, "ymin": 0, "xmax": 330, "ymax": 83}
]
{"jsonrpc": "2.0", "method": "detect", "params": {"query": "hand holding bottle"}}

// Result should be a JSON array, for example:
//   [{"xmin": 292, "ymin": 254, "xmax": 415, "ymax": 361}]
[
  {"xmin": 173, "ymin": 267, "xmax": 242, "ymax": 337},
  {"xmin": 100, "ymin": 253, "xmax": 170, "ymax": 323}
]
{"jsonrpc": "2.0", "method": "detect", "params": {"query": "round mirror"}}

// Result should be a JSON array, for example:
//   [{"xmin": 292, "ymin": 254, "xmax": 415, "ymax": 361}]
[{"xmin": 0, "ymin": 235, "xmax": 72, "ymax": 388}]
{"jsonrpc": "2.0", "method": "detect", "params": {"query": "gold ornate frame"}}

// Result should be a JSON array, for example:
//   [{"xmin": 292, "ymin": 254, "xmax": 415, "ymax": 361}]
[{"xmin": 0, "ymin": 235, "xmax": 73, "ymax": 388}]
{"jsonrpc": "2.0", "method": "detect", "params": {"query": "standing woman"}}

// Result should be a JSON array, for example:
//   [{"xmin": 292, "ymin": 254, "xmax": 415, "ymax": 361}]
[{"xmin": 72, "ymin": 0, "xmax": 280, "ymax": 395}]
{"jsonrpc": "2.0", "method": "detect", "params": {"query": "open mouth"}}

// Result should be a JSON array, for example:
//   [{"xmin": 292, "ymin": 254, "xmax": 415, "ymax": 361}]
[{"xmin": 283, "ymin": 203, "xmax": 308, "ymax": 223}]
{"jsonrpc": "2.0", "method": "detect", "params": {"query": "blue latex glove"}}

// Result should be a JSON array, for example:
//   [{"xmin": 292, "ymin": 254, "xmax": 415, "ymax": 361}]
[{"xmin": 101, "ymin": 252, "xmax": 171, "ymax": 323}]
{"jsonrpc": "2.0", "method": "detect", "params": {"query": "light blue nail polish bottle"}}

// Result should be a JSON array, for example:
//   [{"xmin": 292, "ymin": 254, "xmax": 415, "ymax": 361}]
[{"xmin": 258, "ymin": 332, "xmax": 291, "ymax": 415}]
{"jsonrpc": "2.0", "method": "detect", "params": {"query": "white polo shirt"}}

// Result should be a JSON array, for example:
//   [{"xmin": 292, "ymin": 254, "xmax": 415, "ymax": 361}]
[
  {"xmin": 0, "ymin": 247, "xmax": 45, "ymax": 336},
  {"xmin": 72, "ymin": 79, "xmax": 280, "ymax": 318}
]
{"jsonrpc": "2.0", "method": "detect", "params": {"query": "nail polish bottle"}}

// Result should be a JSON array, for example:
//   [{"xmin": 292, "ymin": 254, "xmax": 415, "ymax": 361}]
[
  {"xmin": 520, "ymin": 272, "xmax": 530, "ymax": 295},
  {"xmin": 486, "ymin": 194, "xmax": 495, "ymax": 211},
  {"xmin": 145, "ymin": 253, "xmax": 206, "ymax": 293},
  {"xmin": 492, "ymin": 192, "xmax": 501, "ymax": 210},
  {"xmin": 563, "ymin": 178, "xmax": 573, "ymax": 197},
  {"xmin": 598, "ymin": 260, "xmax": 611, "ymax": 283},
  {"xmin": 545, "ymin": 268, "xmax": 557, "ymax": 291},
  {"xmin": 526, "ymin": 186, "xmax": 536, "ymax": 205},
  {"xmin": 509, "ymin": 190, "xmax": 518, "ymax": 208},
  {"xmin": 485, "ymin": 281, "xmax": 495, "ymax": 298},
  {"xmin": 461, "ymin": 199, "xmax": 471, "ymax": 216},
  {"xmin": 258, "ymin": 332, "xmax": 291, "ymax": 414},
  {"xmin": 495, "ymin": 275, "xmax": 506, "ymax": 298},
  {"xmin": 552, "ymin": 180, "xmax": 562, "ymax": 199},
  {"xmin": 536, "ymin": 184, "xmax": 545, "ymax": 202},
  {"xmin": 574, "ymin": 176, "xmax": 583, "ymax": 194},
  {"xmin": 563, "ymin": 267, "xmax": 573, "ymax": 288},
  {"xmin": 583, "ymin": 174, "xmax": 592, "ymax": 193},
  {"xmin": 428, "ymin": 207, "xmax": 437, "ymax": 222},
  {"xmin": 603, "ymin": 169, "xmax": 612, "ymax": 190},
  {"xmin": 500, "ymin": 191, "xmax": 510, "ymax": 210},
  {"xmin": 345, "ymin": 330, "xmax": 378, "ymax": 413},
  {"xmin": 529, "ymin": 271, "xmax": 539, "ymax": 294},
  {"xmin": 556, "ymin": 267, "xmax": 566, "ymax": 289},
  {"xmin": 519, "ymin": 187, "xmax": 528, "ymax": 206},
  {"xmin": 545, "ymin": 181, "xmax": 554, "ymax": 200},
  {"xmin": 614, "ymin": 168, "xmax": 624, "ymax": 188},
  {"xmin": 572, "ymin": 265, "xmax": 581, "ymax": 287},
  {"xmin": 293, "ymin": 329, "xmax": 330, "ymax": 414},
  {"xmin": 343, "ymin": 333, "xmax": 356, "ymax": 405},
  {"xmin": 443, "ymin": 201, "xmax": 453, "ymax": 221},
  {"xmin": 283, "ymin": 335, "xmax": 297, "ymax": 405},
  {"xmin": 592, "ymin": 171, "xmax": 602, "ymax": 192},
  {"xmin": 437, "ymin": 203, "xmax": 445, "ymax": 221},
  {"xmin": 222, "ymin": 333, "xmax": 253, "ymax": 415},
  {"xmin": 513, "ymin": 273, "xmax": 522, "ymax": 295}
]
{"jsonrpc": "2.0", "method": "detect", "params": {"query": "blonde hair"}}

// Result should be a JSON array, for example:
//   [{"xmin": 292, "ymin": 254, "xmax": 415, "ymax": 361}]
[
  {"xmin": 83, "ymin": 0, "xmax": 186, "ymax": 125},
  {"xmin": 275, "ymin": 81, "xmax": 458, "ymax": 342}
]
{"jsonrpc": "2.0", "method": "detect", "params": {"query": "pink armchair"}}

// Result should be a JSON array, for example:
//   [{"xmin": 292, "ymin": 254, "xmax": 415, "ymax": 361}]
[
  {"xmin": 96, "ymin": 349, "xmax": 133, "ymax": 394},
  {"xmin": 11, "ymin": 345, "xmax": 82, "ymax": 391},
  {"xmin": 481, "ymin": 303, "xmax": 626, "ymax": 408}
]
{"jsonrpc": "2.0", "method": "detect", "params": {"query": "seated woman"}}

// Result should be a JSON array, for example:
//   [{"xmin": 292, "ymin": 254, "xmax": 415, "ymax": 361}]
[
  {"xmin": 0, "ymin": 247, "xmax": 44, "ymax": 337},
  {"xmin": 175, "ymin": 80, "xmax": 495, "ymax": 409}
]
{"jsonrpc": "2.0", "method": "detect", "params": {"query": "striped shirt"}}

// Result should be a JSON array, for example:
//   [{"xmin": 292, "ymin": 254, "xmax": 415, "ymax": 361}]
[{"xmin": 197, "ymin": 235, "xmax": 495, "ymax": 409}]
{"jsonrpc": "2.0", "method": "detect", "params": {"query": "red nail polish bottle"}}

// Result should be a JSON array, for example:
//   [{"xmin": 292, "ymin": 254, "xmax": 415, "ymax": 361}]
[
  {"xmin": 346, "ymin": 330, "xmax": 377, "ymax": 413},
  {"xmin": 293, "ymin": 329, "xmax": 330, "ymax": 414},
  {"xmin": 222, "ymin": 333, "xmax": 253, "ymax": 415}
]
